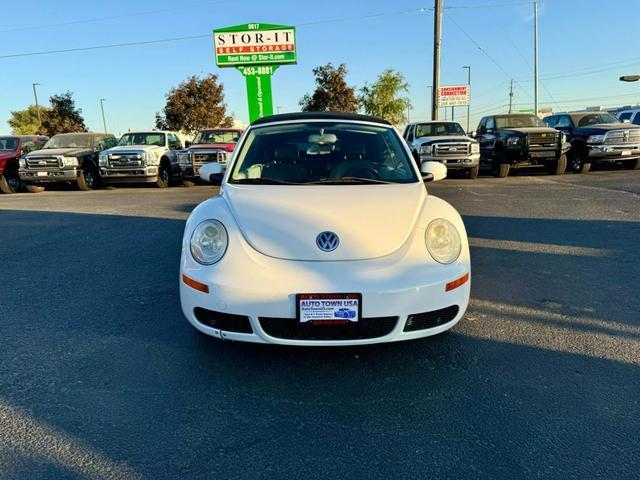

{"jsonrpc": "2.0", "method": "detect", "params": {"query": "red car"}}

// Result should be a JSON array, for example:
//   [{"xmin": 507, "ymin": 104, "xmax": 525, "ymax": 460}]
[
  {"xmin": 0, "ymin": 135, "xmax": 49, "ymax": 193},
  {"xmin": 177, "ymin": 128, "xmax": 244, "ymax": 183}
]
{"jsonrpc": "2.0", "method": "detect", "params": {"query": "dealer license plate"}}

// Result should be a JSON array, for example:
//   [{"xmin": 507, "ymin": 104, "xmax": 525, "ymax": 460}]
[
  {"xmin": 37, "ymin": 171, "xmax": 48, "ymax": 177},
  {"xmin": 297, "ymin": 293, "xmax": 361, "ymax": 324},
  {"xmin": 529, "ymin": 151, "xmax": 555, "ymax": 159},
  {"xmin": 621, "ymin": 150, "xmax": 632, "ymax": 156}
]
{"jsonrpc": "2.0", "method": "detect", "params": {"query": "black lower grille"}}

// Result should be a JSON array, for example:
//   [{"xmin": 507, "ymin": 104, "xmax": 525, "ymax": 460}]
[
  {"xmin": 194, "ymin": 308, "xmax": 253, "ymax": 334},
  {"xmin": 404, "ymin": 306, "xmax": 459, "ymax": 332},
  {"xmin": 259, "ymin": 316, "xmax": 398, "ymax": 340}
]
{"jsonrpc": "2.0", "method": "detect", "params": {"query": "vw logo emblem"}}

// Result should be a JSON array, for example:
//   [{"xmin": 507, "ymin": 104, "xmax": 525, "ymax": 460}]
[{"xmin": 316, "ymin": 231, "xmax": 339, "ymax": 252}]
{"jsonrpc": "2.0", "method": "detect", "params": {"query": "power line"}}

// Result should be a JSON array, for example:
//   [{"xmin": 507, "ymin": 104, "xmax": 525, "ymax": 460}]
[{"xmin": 0, "ymin": 7, "xmax": 433, "ymax": 60}]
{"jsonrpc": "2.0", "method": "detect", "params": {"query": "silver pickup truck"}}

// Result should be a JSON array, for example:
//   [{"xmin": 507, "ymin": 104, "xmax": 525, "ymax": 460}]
[{"xmin": 403, "ymin": 121, "xmax": 480, "ymax": 179}]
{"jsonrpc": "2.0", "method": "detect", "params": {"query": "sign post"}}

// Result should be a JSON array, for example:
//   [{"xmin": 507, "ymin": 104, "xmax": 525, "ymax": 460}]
[{"xmin": 213, "ymin": 23, "xmax": 296, "ymax": 123}]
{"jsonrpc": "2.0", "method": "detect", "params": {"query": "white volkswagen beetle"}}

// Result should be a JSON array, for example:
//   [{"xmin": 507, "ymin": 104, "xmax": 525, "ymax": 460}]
[{"xmin": 180, "ymin": 112, "xmax": 470, "ymax": 345}]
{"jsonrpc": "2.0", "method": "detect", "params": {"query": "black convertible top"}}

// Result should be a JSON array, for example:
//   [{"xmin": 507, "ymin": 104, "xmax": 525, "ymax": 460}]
[{"xmin": 251, "ymin": 111, "xmax": 392, "ymax": 126}]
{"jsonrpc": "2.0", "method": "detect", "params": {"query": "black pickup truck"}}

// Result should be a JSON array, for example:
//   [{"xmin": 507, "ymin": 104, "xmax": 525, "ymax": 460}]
[
  {"xmin": 544, "ymin": 111, "xmax": 640, "ymax": 173},
  {"xmin": 475, "ymin": 113, "xmax": 565, "ymax": 177}
]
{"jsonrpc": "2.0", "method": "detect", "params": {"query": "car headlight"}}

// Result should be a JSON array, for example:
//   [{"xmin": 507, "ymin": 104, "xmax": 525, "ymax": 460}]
[
  {"xmin": 98, "ymin": 154, "xmax": 109, "ymax": 166},
  {"xmin": 178, "ymin": 152, "xmax": 190, "ymax": 165},
  {"xmin": 471, "ymin": 143, "xmax": 480, "ymax": 154},
  {"xmin": 61, "ymin": 156, "xmax": 79, "ymax": 167},
  {"xmin": 587, "ymin": 134, "xmax": 605, "ymax": 144},
  {"xmin": 506, "ymin": 137, "xmax": 521, "ymax": 146},
  {"xmin": 419, "ymin": 144, "xmax": 432, "ymax": 155},
  {"xmin": 425, "ymin": 218, "xmax": 462, "ymax": 264},
  {"xmin": 144, "ymin": 151, "xmax": 159, "ymax": 165},
  {"xmin": 190, "ymin": 220, "xmax": 228, "ymax": 265}
]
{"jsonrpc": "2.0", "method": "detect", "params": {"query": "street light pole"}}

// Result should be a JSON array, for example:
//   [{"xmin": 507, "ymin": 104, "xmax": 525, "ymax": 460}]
[
  {"xmin": 432, "ymin": 0, "xmax": 443, "ymax": 120},
  {"xmin": 32, "ymin": 83, "xmax": 41, "ymax": 131},
  {"xmin": 533, "ymin": 0, "xmax": 539, "ymax": 116},
  {"xmin": 463, "ymin": 65, "xmax": 471, "ymax": 133},
  {"xmin": 99, "ymin": 98, "xmax": 107, "ymax": 133}
]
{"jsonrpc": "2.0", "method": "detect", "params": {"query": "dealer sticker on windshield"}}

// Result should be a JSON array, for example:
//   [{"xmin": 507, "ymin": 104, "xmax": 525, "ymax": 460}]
[{"xmin": 297, "ymin": 293, "xmax": 361, "ymax": 324}]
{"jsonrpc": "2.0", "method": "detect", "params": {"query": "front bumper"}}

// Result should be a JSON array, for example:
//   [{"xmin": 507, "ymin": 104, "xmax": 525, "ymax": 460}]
[
  {"xmin": 100, "ymin": 165, "xmax": 159, "ymax": 183},
  {"xmin": 19, "ymin": 168, "xmax": 78, "ymax": 183},
  {"xmin": 180, "ymin": 240, "xmax": 470, "ymax": 346},
  {"xmin": 420, "ymin": 153, "xmax": 480, "ymax": 169},
  {"xmin": 178, "ymin": 162, "xmax": 227, "ymax": 180},
  {"xmin": 587, "ymin": 143, "xmax": 640, "ymax": 161}
]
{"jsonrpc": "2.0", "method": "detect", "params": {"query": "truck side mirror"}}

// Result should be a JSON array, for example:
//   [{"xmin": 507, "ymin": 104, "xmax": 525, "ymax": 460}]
[
  {"xmin": 185, "ymin": 140, "xmax": 192, "ymax": 148},
  {"xmin": 199, "ymin": 162, "xmax": 223, "ymax": 183},
  {"xmin": 420, "ymin": 161, "xmax": 447, "ymax": 182}
]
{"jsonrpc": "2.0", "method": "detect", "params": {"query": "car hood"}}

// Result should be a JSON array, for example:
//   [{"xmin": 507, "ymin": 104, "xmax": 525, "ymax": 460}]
[
  {"xmin": 27, "ymin": 147, "xmax": 91, "ymax": 157},
  {"xmin": 416, "ymin": 135, "xmax": 476, "ymax": 144},
  {"xmin": 105, "ymin": 145, "xmax": 162, "ymax": 153},
  {"xmin": 574, "ymin": 124, "xmax": 640, "ymax": 133},
  {"xmin": 0, "ymin": 151, "xmax": 18, "ymax": 160},
  {"xmin": 501, "ymin": 127, "xmax": 557, "ymax": 135},
  {"xmin": 223, "ymin": 182, "xmax": 426, "ymax": 261},
  {"xmin": 190, "ymin": 143, "xmax": 235, "ymax": 151}
]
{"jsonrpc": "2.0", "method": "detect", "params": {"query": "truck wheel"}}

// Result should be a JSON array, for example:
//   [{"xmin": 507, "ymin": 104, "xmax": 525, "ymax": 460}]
[
  {"xmin": 156, "ymin": 162, "xmax": 170, "ymax": 188},
  {"xmin": 493, "ymin": 163, "xmax": 510, "ymax": 178},
  {"xmin": 25, "ymin": 184, "xmax": 45, "ymax": 193},
  {"xmin": 546, "ymin": 154, "xmax": 567, "ymax": 175},
  {"xmin": 569, "ymin": 151, "xmax": 591, "ymax": 174},
  {"xmin": 0, "ymin": 167, "xmax": 20, "ymax": 194},
  {"xmin": 183, "ymin": 179, "xmax": 195, "ymax": 188},
  {"xmin": 468, "ymin": 165, "xmax": 479, "ymax": 179},
  {"xmin": 77, "ymin": 165, "xmax": 97, "ymax": 191},
  {"xmin": 623, "ymin": 158, "xmax": 640, "ymax": 170}
]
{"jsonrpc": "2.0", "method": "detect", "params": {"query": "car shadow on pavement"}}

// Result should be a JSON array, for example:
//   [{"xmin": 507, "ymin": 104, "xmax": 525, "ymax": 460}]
[{"xmin": 1, "ymin": 209, "xmax": 639, "ymax": 479}]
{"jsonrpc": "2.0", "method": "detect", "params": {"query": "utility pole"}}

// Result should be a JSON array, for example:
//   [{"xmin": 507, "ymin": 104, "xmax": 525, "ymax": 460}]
[
  {"xmin": 427, "ymin": 85, "xmax": 433, "ymax": 120},
  {"xmin": 99, "ymin": 98, "xmax": 107, "ymax": 133},
  {"xmin": 451, "ymin": 106, "xmax": 455, "ymax": 121},
  {"xmin": 432, "ymin": 0, "xmax": 443, "ymax": 120},
  {"xmin": 533, "ymin": 0, "xmax": 539, "ymax": 116},
  {"xmin": 463, "ymin": 65, "xmax": 471, "ymax": 133},
  {"xmin": 32, "ymin": 83, "xmax": 41, "ymax": 131},
  {"xmin": 508, "ymin": 80, "xmax": 514, "ymax": 114}
]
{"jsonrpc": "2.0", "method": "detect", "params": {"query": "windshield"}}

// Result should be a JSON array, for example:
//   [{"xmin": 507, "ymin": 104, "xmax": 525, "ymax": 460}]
[
  {"xmin": 577, "ymin": 114, "xmax": 620, "ymax": 127},
  {"xmin": 43, "ymin": 134, "xmax": 92, "ymax": 149},
  {"xmin": 194, "ymin": 130, "xmax": 241, "ymax": 144},
  {"xmin": 495, "ymin": 115, "xmax": 546, "ymax": 128},
  {"xmin": 229, "ymin": 122, "xmax": 418, "ymax": 185},
  {"xmin": 0, "ymin": 137, "xmax": 19, "ymax": 151},
  {"xmin": 415, "ymin": 122, "xmax": 465, "ymax": 137},
  {"xmin": 118, "ymin": 133, "xmax": 165, "ymax": 147}
]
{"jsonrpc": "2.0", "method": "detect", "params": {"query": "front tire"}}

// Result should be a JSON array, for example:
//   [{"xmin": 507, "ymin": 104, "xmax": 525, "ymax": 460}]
[
  {"xmin": 77, "ymin": 165, "xmax": 97, "ymax": 191},
  {"xmin": 569, "ymin": 150, "xmax": 591, "ymax": 174},
  {"xmin": 623, "ymin": 158, "xmax": 640, "ymax": 170},
  {"xmin": 468, "ymin": 165, "xmax": 479, "ymax": 179},
  {"xmin": 156, "ymin": 162, "xmax": 171, "ymax": 188},
  {"xmin": 546, "ymin": 154, "xmax": 567, "ymax": 175},
  {"xmin": 0, "ymin": 166, "xmax": 20, "ymax": 194},
  {"xmin": 493, "ymin": 162, "xmax": 510, "ymax": 178}
]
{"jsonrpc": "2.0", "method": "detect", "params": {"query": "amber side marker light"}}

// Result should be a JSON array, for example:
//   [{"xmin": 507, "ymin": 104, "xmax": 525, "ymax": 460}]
[
  {"xmin": 446, "ymin": 273, "xmax": 469, "ymax": 292},
  {"xmin": 182, "ymin": 274, "xmax": 210, "ymax": 293}
]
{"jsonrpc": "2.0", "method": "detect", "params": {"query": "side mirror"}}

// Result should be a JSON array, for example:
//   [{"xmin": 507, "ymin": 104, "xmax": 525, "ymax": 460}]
[
  {"xmin": 470, "ymin": 131, "xmax": 477, "ymax": 138},
  {"xmin": 420, "ymin": 161, "xmax": 447, "ymax": 182},
  {"xmin": 185, "ymin": 140, "xmax": 192, "ymax": 148},
  {"xmin": 622, "ymin": 119, "xmax": 631, "ymax": 124},
  {"xmin": 199, "ymin": 162, "xmax": 223, "ymax": 183}
]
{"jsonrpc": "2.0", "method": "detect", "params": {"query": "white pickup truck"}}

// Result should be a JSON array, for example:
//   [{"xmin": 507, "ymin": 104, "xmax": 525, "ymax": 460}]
[
  {"xmin": 403, "ymin": 121, "xmax": 480, "ymax": 179},
  {"xmin": 98, "ymin": 130, "xmax": 184, "ymax": 187}
]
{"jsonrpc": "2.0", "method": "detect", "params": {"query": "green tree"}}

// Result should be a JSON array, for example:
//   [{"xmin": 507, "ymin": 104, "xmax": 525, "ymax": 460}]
[
  {"xmin": 41, "ymin": 91, "xmax": 87, "ymax": 136},
  {"xmin": 8, "ymin": 105, "xmax": 50, "ymax": 135},
  {"xmin": 359, "ymin": 69, "xmax": 411, "ymax": 125},
  {"xmin": 300, "ymin": 63, "xmax": 358, "ymax": 113},
  {"xmin": 155, "ymin": 74, "xmax": 233, "ymax": 135}
]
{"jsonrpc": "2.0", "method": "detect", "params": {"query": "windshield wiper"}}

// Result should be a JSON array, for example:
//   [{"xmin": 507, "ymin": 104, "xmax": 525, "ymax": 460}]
[
  {"xmin": 308, "ymin": 177, "xmax": 392, "ymax": 185},
  {"xmin": 233, "ymin": 178, "xmax": 303, "ymax": 185}
]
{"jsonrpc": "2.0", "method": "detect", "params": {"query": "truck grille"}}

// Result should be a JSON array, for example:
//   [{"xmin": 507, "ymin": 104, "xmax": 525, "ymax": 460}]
[
  {"xmin": 527, "ymin": 132, "xmax": 558, "ymax": 148},
  {"xmin": 433, "ymin": 143, "xmax": 470, "ymax": 157},
  {"xmin": 109, "ymin": 154, "xmax": 143, "ymax": 168},
  {"xmin": 604, "ymin": 129, "xmax": 640, "ymax": 144},
  {"xmin": 192, "ymin": 151, "xmax": 227, "ymax": 165},
  {"xmin": 25, "ymin": 156, "xmax": 61, "ymax": 169}
]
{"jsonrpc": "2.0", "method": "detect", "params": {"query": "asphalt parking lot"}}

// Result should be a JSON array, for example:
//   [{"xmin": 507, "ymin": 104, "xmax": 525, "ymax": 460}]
[{"xmin": 1, "ymin": 169, "xmax": 639, "ymax": 479}]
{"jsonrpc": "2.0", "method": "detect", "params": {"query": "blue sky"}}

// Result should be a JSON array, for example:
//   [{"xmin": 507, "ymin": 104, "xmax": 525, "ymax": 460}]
[{"xmin": 1, "ymin": 0, "xmax": 639, "ymax": 135}]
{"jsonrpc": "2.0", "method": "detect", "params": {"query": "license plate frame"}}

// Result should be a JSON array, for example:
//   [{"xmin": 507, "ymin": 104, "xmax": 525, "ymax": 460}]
[
  {"xmin": 36, "ymin": 171, "xmax": 48, "ymax": 177},
  {"xmin": 529, "ymin": 151, "xmax": 556, "ymax": 159},
  {"xmin": 621, "ymin": 150, "xmax": 632, "ymax": 156},
  {"xmin": 296, "ymin": 293, "xmax": 362, "ymax": 324}
]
